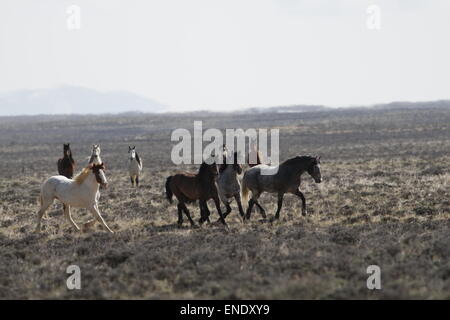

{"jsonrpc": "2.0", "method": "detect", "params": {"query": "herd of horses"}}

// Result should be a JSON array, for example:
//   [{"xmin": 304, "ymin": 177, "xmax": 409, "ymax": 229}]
[{"xmin": 35, "ymin": 144, "xmax": 322, "ymax": 233}]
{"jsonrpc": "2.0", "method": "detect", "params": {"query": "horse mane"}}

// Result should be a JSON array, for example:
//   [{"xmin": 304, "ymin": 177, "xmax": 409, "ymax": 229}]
[
  {"xmin": 198, "ymin": 162, "xmax": 209, "ymax": 175},
  {"xmin": 283, "ymin": 155, "xmax": 315, "ymax": 167},
  {"xmin": 135, "ymin": 152, "xmax": 142, "ymax": 167},
  {"xmin": 74, "ymin": 166, "xmax": 92, "ymax": 184}
]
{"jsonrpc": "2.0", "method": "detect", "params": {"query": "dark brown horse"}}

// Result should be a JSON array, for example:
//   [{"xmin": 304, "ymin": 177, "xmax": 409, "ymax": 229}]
[
  {"xmin": 57, "ymin": 144, "xmax": 75, "ymax": 179},
  {"xmin": 165, "ymin": 162, "xmax": 226, "ymax": 227}
]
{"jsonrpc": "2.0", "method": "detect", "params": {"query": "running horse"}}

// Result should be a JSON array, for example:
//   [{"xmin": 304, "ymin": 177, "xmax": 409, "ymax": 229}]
[
  {"xmin": 217, "ymin": 149, "xmax": 245, "ymax": 220},
  {"xmin": 57, "ymin": 143, "xmax": 75, "ymax": 179},
  {"xmin": 165, "ymin": 161, "xmax": 226, "ymax": 227},
  {"xmin": 242, "ymin": 155, "xmax": 322, "ymax": 221},
  {"xmin": 35, "ymin": 163, "xmax": 113, "ymax": 233}
]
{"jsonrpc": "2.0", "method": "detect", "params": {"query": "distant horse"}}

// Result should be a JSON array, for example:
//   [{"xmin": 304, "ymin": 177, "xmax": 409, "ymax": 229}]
[
  {"xmin": 128, "ymin": 146, "xmax": 142, "ymax": 187},
  {"xmin": 217, "ymin": 150, "xmax": 245, "ymax": 220},
  {"xmin": 165, "ymin": 162, "xmax": 226, "ymax": 227},
  {"xmin": 57, "ymin": 143, "xmax": 75, "ymax": 179},
  {"xmin": 242, "ymin": 155, "xmax": 322, "ymax": 221},
  {"xmin": 89, "ymin": 144, "xmax": 102, "ymax": 165},
  {"xmin": 35, "ymin": 163, "xmax": 113, "ymax": 233}
]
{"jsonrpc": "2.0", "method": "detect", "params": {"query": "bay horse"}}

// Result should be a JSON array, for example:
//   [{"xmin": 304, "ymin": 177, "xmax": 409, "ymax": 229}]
[
  {"xmin": 128, "ymin": 146, "xmax": 142, "ymax": 187},
  {"xmin": 217, "ymin": 150, "xmax": 245, "ymax": 220},
  {"xmin": 35, "ymin": 163, "xmax": 113, "ymax": 233},
  {"xmin": 165, "ymin": 162, "xmax": 226, "ymax": 227},
  {"xmin": 57, "ymin": 143, "xmax": 75, "ymax": 179},
  {"xmin": 242, "ymin": 155, "xmax": 322, "ymax": 221}
]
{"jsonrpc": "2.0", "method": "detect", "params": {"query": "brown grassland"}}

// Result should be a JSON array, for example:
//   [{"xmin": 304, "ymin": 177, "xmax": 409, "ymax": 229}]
[{"xmin": 0, "ymin": 106, "xmax": 449, "ymax": 299}]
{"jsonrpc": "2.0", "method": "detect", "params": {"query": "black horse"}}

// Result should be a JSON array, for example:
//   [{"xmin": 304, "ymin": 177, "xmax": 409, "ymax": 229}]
[{"xmin": 57, "ymin": 143, "xmax": 75, "ymax": 179}]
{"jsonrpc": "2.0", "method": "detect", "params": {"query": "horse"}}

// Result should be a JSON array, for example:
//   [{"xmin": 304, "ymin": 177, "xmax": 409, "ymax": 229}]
[
  {"xmin": 217, "ymin": 150, "xmax": 245, "ymax": 220},
  {"xmin": 241, "ymin": 155, "xmax": 322, "ymax": 221},
  {"xmin": 165, "ymin": 162, "xmax": 226, "ymax": 227},
  {"xmin": 89, "ymin": 144, "xmax": 102, "ymax": 165},
  {"xmin": 57, "ymin": 143, "xmax": 75, "ymax": 179},
  {"xmin": 35, "ymin": 163, "xmax": 114, "ymax": 233},
  {"xmin": 128, "ymin": 146, "xmax": 142, "ymax": 187}
]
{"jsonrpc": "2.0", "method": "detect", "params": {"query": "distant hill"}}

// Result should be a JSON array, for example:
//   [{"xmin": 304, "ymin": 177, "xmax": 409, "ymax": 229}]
[
  {"xmin": 235, "ymin": 100, "xmax": 450, "ymax": 114},
  {"xmin": 368, "ymin": 100, "xmax": 450, "ymax": 111},
  {"xmin": 0, "ymin": 86, "xmax": 167, "ymax": 116},
  {"xmin": 241, "ymin": 104, "xmax": 330, "ymax": 113}
]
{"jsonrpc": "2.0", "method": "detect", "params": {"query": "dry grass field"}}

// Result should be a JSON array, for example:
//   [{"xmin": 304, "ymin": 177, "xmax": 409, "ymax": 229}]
[{"xmin": 0, "ymin": 105, "xmax": 449, "ymax": 299}]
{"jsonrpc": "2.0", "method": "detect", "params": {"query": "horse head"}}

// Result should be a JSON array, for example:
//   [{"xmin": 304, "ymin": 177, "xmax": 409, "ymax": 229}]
[
  {"xmin": 63, "ymin": 143, "xmax": 72, "ymax": 157},
  {"xmin": 128, "ymin": 146, "xmax": 136, "ymax": 159},
  {"xmin": 200, "ymin": 161, "xmax": 219, "ymax": 180},
  {"xmin": 89, "ymin": 144, "xmax": 102, "ymax": 164},
  {"xmin": 306, "ymin": 156, "xmax": 322, "ymax": 183},
  {"xmin": 91, "ymin": 163, "xmax": 108, "ymax": 188}
]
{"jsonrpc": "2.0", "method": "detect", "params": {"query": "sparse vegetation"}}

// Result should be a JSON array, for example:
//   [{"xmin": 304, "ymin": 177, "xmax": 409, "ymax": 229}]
[{"xmin": 0, "ymin": 106, "xmax": 449, "ymax": 299}]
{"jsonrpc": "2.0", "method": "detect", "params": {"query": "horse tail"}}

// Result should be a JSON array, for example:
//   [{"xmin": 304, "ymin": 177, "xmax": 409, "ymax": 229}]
[
  {"xmin": 241, "ymin": 176, "xmax": 250, "ymax": 209},
  {"xmin": 165, "ymin": 176, "xmax": 173, "ymax": 204}
]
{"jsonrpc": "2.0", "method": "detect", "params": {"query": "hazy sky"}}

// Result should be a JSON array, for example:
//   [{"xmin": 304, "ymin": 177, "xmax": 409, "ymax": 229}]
[{"xmin": 1, "ymin": 0, "xmax": 449, "ymax": 112}]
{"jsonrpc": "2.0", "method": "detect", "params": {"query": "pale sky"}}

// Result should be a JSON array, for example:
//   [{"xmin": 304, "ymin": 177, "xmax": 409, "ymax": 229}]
[{"xmin": 0, "ymin": 0, "xmax": 449, "ymax": 112}]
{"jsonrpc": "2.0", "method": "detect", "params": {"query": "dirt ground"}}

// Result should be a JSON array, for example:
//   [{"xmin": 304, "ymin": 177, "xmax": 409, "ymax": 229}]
[{"xmin": 0, "ymin": 106, "xmax": 449, "ymax": 299}]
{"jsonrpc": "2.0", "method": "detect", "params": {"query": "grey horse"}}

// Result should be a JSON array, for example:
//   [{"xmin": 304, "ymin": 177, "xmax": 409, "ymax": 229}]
[
  {"xmin": 217, "ymin": 150, "xmax": 245, "ymax": 220},
  {"xmin": 241, "ymin": 155, "xmax": 322, "ymax": 221}
]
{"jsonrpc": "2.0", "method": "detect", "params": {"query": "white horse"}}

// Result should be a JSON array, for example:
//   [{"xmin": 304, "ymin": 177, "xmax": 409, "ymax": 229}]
[
  {"xmin": 89, "ymin": 144, "xmax": 102, "ymax": 165},
  {"xmin": 128, "ymin": 146, "xmax": 142, "ymax": 187},
  {"xmin": 35, "ymin": 163, "xmax": 114, "ymax": 233}
]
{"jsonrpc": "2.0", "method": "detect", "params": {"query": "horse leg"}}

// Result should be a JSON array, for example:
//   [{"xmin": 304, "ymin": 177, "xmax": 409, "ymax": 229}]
[
  {"xmin": 234, "ymin": 194, "xmax": 245, "ymax": 220},
  {"xmin": 223, "ymin": 200, "xmax": 232, "ymax": 219},
  {"xmin": 64, "ymin": 204, "xmax": 80, "ymax": 231},
  {"xmin": 130, "ymin": 176, "xmax": 135, "ymax": 187},
  {"xmin": 202, "ymin": 201, "xmax": 211, "ymax": 223},
  {"xmin": 216, "ymin": 200, "xmax": 231, "ymax": 223},
  {"xmin": 294, "ymin": 189, "xmax": 307, "ymax": 216},
  {"xmin": 177, "ymin": 203, "xmax": 184, "ymax": 227},
  {"xmin": 88, "ymin": 206, "xmax": 114, "ymax": 233},
  {"xmin": 253, "ymin": 199, "xmax": 266, "ymax": 219},
  {"xmin": 35, "ymin": 199, "xmax": 53, "ymax": 233},
  {"xmin": 272, "ymin": 193, "xmax": 284, "ymax": 222},
  {"xmin": 198, "ymin": 200, "xmax": 207, "ymax": 224},
  {"xmin": 180, "ymin": 203, "xmax": 196, "ymax": 227},
  {"xmin": 136, "ymin": 176, "xmax": 140, "ymax": 187},
  {"xmin": 245, "ymin": 199, "xmax": 255, "ymax": 220},
  {"xmin": 214, "ymin": 197, "xmax": 227, "ymax": 226}
]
